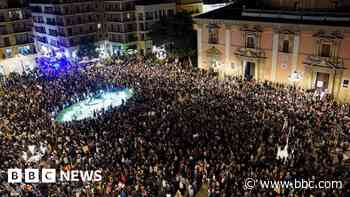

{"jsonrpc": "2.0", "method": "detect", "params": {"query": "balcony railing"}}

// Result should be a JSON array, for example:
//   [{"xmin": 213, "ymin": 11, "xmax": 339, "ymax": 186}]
[
  {"xmin": 0, "ymin": 30, "xmax": 11, "ymax": 34},
  {"xmin": 304, "ymin": 55, "xmax": 344, "ymax": 69},
  {"xmin": 235, "ymin": 47, "xmax": 266, "ymax": 59},
  {"xmin": 44, "ymin": 10, "xmax": 63, "ymax": 15},
  {"xmin": 30, "ymin": 0, "xmax": 95, "ymax": 4},
  {"xmin": 13, "ymin": 27, "xmax": 32, "ymax": 33},
  {"xmin": 16, "ymin": 39, "xmax": 34, "ymax": 45}
]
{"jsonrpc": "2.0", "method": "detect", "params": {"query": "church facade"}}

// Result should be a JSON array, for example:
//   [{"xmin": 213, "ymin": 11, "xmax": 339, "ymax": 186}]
[{"xmin": 194, "ymin": 0, "xmax": 350, "ymax": 102}]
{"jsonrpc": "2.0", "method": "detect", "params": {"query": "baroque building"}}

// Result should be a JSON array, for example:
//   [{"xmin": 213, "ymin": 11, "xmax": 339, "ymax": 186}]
[{"xmin": 193, "ymin": 0, "xmax": 350, "ymax": 102}]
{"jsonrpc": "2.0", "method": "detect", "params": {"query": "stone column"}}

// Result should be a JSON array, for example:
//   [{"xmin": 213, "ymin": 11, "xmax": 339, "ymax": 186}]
[
  {"xmin": 197, "ymin": 24, "xmax": 203, "ymax": 69},
  {"xmin": 332, "ymin": 70, "xmax": 343, "ymax": 99},
  {"xmin": 292, "ymin": 34, "xmax": 300, "ymax": 71},
  {"xmin": 271, "ymin": 32, "xmax": 279, "ymax": 81},
  {"xmin": 225, "ymin": 25, "xmax": 231, "ymax": 65}
]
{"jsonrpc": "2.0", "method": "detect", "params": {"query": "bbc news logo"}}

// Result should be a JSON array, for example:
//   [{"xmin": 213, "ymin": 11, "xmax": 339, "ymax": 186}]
[{"xmin": 8, "ymin": 169, "xmax": 102, "ymax": 183}]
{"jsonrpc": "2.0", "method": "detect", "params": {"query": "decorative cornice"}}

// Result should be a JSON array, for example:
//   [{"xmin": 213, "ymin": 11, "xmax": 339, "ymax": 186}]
[
  {"xmin": 304, "ymin": 55, "xmax": 345, "ymax": 69},
  {"xmin": 313, "ymin": 31, "xmax": 344, "ymax": 39},
  {"xmin": 234, "ymin": 47, "xmax": 266, "ymax": 59},
  {"xmin": 193, "ymin": 18, "xmax": 350, "ymax": 32},
  {"xmin": 240, "ymin": 25, "xmax": 262, "ymax": 32},
  {"xmin": 206, "ymin": 46, "xmax": 222, "ymax": 56}
]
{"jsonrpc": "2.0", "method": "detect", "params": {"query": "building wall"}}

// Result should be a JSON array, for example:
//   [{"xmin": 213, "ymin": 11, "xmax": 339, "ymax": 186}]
[
  {"xmin": 176, "ymin": 0, "xmax": 202, "ymax": 14},
  {"xmin": 264, "ymin": 0, "xmax": 337, "ymax": 9},
  {"xmin": 195, "ymin": 21, "xmax": 350, "ymax": 103},
  {"xmin": 0, "ymin": 6, "xmax": 34, "ymax": 60},
  {"xmin": 30, "ymin": 1, "xmax": 102, "ymax": 57},
  {"xmin": 105, "ymin": 0, "xmax": 138, "ymax": 55},
  {"xmin": 135, "ymin": 3, "xmax": 176, "ymax": 54}
]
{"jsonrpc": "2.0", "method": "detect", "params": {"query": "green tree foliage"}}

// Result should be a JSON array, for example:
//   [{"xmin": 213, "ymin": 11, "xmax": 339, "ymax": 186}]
[
  {"xmin": 76, "ymin": 37, "xmax": 98, "ymax": 59},
  {"xmin": 150, "ymin": 12, "xmax": 197, "ymax": 66}
]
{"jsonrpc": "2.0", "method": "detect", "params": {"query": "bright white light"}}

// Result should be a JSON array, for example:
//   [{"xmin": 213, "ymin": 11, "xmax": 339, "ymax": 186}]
[
  {"xmin": 288, "ymin": 70, "xmax": 303, "ymax": 83},
  {"xmin": 152, "ymin": 45, "xmax": 167, "ymax": 60},
  {"xmin": 72, "ymin": 50, "xmax": 78, "ymax": 59},
  {"xmin": 41, "ymin": 46, "xmax": 51, "ymax": 56},
  {"xmin": 56, "ymin": 88, "xmax": 134, "ymax": 123},
  {"xmin": 56, "ymin": 52, "xmax": 63, "ymax": 59}
]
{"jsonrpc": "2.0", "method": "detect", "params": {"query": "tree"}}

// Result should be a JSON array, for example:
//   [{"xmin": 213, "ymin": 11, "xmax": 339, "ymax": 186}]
[
  {"xmin": 150, "ymin": 12, "xmax": 197, "ymax": 67},
  {"xmin": 76, "ymin": 37, "xmax": 98, "ymax": 59}
]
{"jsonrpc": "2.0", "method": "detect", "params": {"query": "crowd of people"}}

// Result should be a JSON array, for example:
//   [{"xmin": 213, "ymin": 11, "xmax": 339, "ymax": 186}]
[{"xmin": 0, "ymin": 56, "xmax": 349, "ymax": 196}]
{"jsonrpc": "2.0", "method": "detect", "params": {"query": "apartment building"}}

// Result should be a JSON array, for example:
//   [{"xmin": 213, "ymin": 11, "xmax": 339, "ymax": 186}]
[
  {"xmin": 176, "ymin": 0, "xmax": 202, "ymax": 14},
  {"xmin": 194, "ymin": 0, "xmax": 350, "ymax": 102},
  {"xmin": 104, "ymin": 0, "xmax": 138, "ymax": 55},
  {"xmin": 0, "ymin": 0, "xmax": 34, "ymax": 60},
  {"xmin": 29, "ymin": 0, "xmax": 104, "ymax": 58},
  {"xmin": 135, "ymin": 0, "xmax": 176, "ymax": 54}
]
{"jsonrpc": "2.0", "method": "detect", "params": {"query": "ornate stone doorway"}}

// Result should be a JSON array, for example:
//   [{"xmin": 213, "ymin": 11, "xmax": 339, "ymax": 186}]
[
  {"xmin": 315, "ymin": 72, "xmax": 330, "ymax": 91},
  {"xmin": 244, "ymin": 61, "xmax": 255, "ymax": 80}
]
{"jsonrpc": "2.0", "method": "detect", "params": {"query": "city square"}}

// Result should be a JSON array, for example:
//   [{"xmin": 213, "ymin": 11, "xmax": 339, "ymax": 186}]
[{"xmin": 1, "ymin": 0, "xmax": 350, "ymax": 196}]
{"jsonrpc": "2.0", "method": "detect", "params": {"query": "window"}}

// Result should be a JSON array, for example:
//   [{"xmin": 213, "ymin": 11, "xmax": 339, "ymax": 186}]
[
  {"xmin": 247, "ymin": 36, "xmax": 255, "ymax": 49},
  {"xmin": 168, "ymin": 10, "xmax": 174, "ymax": 16},
  {"xmin": 138, "ymin": 13, "xmax": 143, "ymax": 21},
  {"xmin": 282, "ymin": 40, "xmax": 289, "ymax": 53},
  {"xmin": 4, "ymin": 37, "xmax": 10, "ymax": 46},
  {"xmin": 208, "ymin": 27, "xmax": 218, "ymax": 44},
  {"xmin": 343, "ymin": 80, "xmax": 349, "ymax": 88},
  {"xmin": 321, "ymin": 44, "xmax": 331, "ymax": 57},
  {"xmin": 68, "ymin": 28, "xmax": 72, "ymax": 36}
]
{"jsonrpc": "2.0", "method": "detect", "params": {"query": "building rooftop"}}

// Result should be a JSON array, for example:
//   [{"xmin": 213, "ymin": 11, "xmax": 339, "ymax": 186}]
[
  {"xmin": 135, "ymin": 0, "xmax": 175, "ymax": 6},
  {"xmin": 194, "ymin": 2, "xmax": 350, "ymax": 27},
  {"xmin": 202, "ymin": 0, "xmax": 232, "ymax": 4},
  {"xmin": 176, "ymin": 0, "xmax": 202, "ymax": 4}
]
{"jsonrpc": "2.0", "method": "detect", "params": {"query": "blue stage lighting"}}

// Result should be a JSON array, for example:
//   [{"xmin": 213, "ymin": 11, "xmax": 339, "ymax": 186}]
[{"xmin": 36, "ymin": 49, "xmax": 74, "ymax": 76}]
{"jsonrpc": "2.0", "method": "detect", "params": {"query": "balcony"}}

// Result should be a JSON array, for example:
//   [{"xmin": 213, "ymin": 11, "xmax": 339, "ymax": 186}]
[
  {"xmin": 44, "ymin": 10, "xmax": 63, "ymax": 15},
  {"xmin": 16, "ymin": 39, "xmax": 34, "ymax": 45},
  {"xmin": 0, "ymin": 29, "xmax": 11, "ymax": 35},
  {"xmin": 108, "ymin": 18, "xmax": 123, "ymax": 23},
  {"xmin": 304, "ymin": 55, "xmax": 344, "ymax": 69},
  {"xmin": 46, "ymin": 21, "xmax": 58, "ymax": 26},
  {"xmin": 30, "ymin": 0, "xmax": 95, "ymax": 4},
  {"xmin": 30, "ymin": 7, "xmax": 42, "ymax": 13},
  {"xmin": 35, "ymin": 29, "xmax": 46, "ymax": 34},
  {"xmin": 13, "ymin": 27, "xmax": 32, "ymax": 33},
  {"xmin": 4, "ymin": 42, "xmax": 12, "ymax": 47},
  {"xmin": 235, "ymin": 47, "xmax": 266, "ymax": 59},
  {"xmin": 145, "ymin": 16, "xmax": 153, "ymax": 21},
  {"xmin": 48, "ymin": 32, "xmax": 58, "ymax": 37}
]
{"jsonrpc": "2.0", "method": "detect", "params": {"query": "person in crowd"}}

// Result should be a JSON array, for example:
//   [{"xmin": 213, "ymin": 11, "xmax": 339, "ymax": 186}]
[{"xmin": 0, "ymin": 56, "xmax": 349, "ymax": 197}]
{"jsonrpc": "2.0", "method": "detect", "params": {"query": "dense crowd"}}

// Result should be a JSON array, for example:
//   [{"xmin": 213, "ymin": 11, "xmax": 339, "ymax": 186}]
[{"xmin": 0, "ymin": 56, "xmax": 349, "ymax": 197}]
